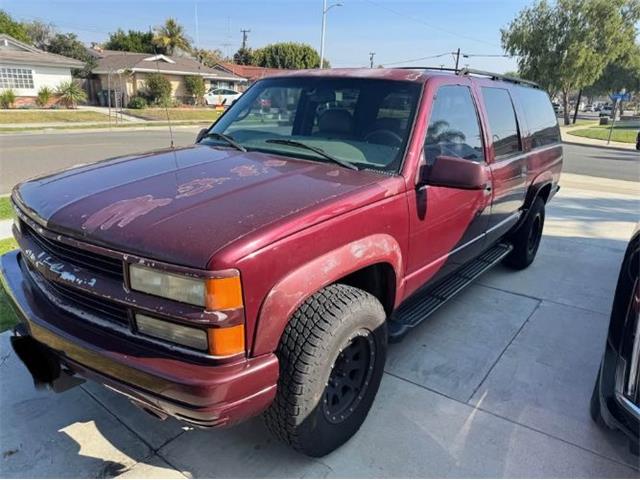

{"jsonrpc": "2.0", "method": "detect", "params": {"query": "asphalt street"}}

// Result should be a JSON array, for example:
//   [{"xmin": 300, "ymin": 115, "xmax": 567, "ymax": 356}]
[{"xmin": 0, "ymin": 128, "xmax": 637, "ymax": 195}]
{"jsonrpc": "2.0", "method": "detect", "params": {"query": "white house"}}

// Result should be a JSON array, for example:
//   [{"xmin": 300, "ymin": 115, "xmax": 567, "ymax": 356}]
[{"xmin": 0, "ymin": 34, "xmax": 84, "ymax": 106}]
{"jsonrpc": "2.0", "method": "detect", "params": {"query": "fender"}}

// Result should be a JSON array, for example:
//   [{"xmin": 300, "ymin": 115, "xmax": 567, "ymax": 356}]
[{"xmin": 251, "ymin": 233, "xmax": 403, "ymax": 356}]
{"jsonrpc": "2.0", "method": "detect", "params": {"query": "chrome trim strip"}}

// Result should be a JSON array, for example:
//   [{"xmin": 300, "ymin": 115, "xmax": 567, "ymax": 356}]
[{"xmin": 616, "ymin": 392, "xmax": 640, "ymax": 421}]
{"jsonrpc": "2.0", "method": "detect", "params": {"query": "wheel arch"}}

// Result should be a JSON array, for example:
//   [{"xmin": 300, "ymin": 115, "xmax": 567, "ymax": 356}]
[{"xmin": 251, "ymin": 234, "xmax": 403, "ymax": 356}]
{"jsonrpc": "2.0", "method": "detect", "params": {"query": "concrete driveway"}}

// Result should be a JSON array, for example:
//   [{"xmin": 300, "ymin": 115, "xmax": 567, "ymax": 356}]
[{"xmin": 0, "ymin": 173, "xmax": 638, "ymax": 478}]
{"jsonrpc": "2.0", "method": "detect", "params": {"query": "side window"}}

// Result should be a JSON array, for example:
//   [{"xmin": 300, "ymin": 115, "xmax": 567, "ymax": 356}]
[
  {"xmin": 513, "ymin": 86, "xmax": 560, "ymax": 148},
  {"xmin": 481, "ymin": 87, "xmax": 521, "ymax": 158},
  {"xmin": 424, "ymin": 85, "xmax": 484, "ymax": 164}
]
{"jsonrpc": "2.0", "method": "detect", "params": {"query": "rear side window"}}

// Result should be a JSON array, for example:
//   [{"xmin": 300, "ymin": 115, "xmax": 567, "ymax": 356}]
[
  {"xmin": 514, "ymin": 87, "xmax": 560, "ymax": 148},
  {"xmin": 424, "ymin": 85, "xmax": 484, "ymax": 163},
  {"xmin": 481, "ymin": 87, "xmax": 521, "ymax": 158}
]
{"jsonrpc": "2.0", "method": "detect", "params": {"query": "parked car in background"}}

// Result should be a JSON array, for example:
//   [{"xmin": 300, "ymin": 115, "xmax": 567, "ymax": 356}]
[
  {"xmin": 599, "ymin": 105, "xmax": 614, "ymax": 117},
  {"xmin": 636, "ymin": 131, "xmax": 639, "ymax": 150},
  {"xmin": 584, "ymin": 104, "xmax": 594, "ymax": 112},
  {"xmin": 591, "ymin": 226, "xmax": 639, "ymax": 455},
  {"xmin": 204, "ymin": 88, "xmax": 241, "ymax": 107},
  {"xmin": 1, "ymin": 68, "xmax": 562, "ymax": 457},
  {"xmin": 552, "ymin": 102, "xmax": 563, "ymax": 114}
]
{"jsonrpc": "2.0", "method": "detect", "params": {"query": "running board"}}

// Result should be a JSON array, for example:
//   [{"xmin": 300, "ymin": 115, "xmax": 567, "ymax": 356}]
[{"xmin": 388, "ymin": 243, "xmax": 513, "ymax": 341}]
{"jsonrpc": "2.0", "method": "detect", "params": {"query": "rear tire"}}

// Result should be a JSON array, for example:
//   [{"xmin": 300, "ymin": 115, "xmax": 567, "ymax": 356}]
[
  {"xmin": 264, "ymin": 284, "xmax": 387, "ymax": 457},
  {"xmin": 504, "ymin": 196, "xmax": 545, "ymax": 270}
]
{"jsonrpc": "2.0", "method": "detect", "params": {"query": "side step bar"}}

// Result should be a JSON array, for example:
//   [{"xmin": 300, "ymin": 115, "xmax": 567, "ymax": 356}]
[{"xmin": 388, "ymin": 243, "xmax": 513, "ymax": 341}]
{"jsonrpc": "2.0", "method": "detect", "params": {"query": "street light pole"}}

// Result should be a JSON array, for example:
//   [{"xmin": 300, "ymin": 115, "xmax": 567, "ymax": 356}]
[{"xmin": 320, "ymin": 0, "xmax": 342, "ymax": 69}]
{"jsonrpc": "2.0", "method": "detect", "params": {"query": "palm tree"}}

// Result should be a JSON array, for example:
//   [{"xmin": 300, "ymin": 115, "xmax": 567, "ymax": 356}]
[{"xmin": 153, "ymin": 18, "xmax": 191, "ymax": 55}]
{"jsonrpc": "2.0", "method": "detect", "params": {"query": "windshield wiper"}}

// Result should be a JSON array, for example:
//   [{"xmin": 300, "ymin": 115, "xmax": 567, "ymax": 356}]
[
  {"xmin": 264, "ymin": 138, "xmax": 358, "ymax": 171},
  {"xmin": 202, "ymin": 132, "xmax": 247, "ymax": 152}
]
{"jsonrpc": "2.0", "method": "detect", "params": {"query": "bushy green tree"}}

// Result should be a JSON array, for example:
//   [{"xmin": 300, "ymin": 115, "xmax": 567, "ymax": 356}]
[
  {"xmin": 502, "ymin": 0, "xmax": 640, "ymax": 125},
  {"xmin": 23, "ymin": 20, "xmax": 55, "ymax": 50},
  {"xmin": 105, "ymin": 29, "xmax": 158, "ymax": 54},
  {"xmin": 184, "ymin": 75, "xmax": 206, "ymax": 105},
  {"xmin": 145, "ymin": 73, "xmax": 172, "ymax": 104},
  {"xmin": 0, "ymin": 10, "xmax": 30, "ymax": 43},
  {"xmin": 252, "ymin": 42, "xmax": 321, "ymax": 69},
  {"xmin": 47, "ymin": 32, "xmax": 96, "ymax": 78},
  {"xmin": 193, "ymin": 47, "xmax": 225, "ymax": 67},
  {"xmin": 233, "ymin": 47, "xmax": 254, "ymax": 65}
]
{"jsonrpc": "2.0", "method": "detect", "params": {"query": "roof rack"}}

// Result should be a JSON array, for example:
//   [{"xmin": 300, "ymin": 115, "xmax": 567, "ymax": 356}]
[{"xmin": 396, "ymin": 66, "xmax": 539, "ymax": 88}]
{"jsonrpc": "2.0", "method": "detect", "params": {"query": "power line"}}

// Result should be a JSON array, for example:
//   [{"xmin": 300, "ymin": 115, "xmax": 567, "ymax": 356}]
[
  {"xmin": 380, "ymin": 52, "xmax": 450, "ymax": 67},
  {"xmin": 362, "ymin": 0, "xmax": 501, "ymax": 48}
]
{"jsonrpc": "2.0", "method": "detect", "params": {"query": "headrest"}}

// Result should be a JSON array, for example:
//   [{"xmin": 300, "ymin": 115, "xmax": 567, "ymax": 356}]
[{"xmin": 318, "ymin": 109, "xmax": 353, "ymax": 134}]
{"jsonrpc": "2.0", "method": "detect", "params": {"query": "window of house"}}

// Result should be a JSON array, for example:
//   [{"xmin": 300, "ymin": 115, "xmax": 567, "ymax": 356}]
[
  {"xmin": 0, "ymin": 67, "xmax": 34, "ymax": 89},
  {"xmin": 481, "ymin": 87, "xmax": 521, "ymax": 158},
  {"xmin": 424, "ymin": 85, "xmax": 484, "ymax": 164}
]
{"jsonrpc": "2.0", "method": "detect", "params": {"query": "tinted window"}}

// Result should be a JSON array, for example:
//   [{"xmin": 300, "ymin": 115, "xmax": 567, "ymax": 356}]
[
  {"xmin": 481, "ymin": 87, "xmax": 521, "ymax": 157},
  {"xmin": 514, "ymin": 87, "xmax": 560, "ymax": 148},
  {"xmin": 425, "ymin": 85, "xmax": 484, "ymax": 163}
]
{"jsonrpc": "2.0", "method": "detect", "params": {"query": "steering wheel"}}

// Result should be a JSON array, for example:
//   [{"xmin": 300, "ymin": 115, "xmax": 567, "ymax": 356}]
[{"xmin": 364, "ymin": 129, "xmax": 403, "ymax": 147}]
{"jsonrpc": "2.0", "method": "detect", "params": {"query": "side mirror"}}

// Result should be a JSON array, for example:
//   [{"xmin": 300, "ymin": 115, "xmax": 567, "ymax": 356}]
[
  {"xmin": 196, "ymin": 128, "xmax": 208, "ymax": 143},
  {"xmin": 419, "ymin": 155, "xmax": 487, "ymax": 190}
]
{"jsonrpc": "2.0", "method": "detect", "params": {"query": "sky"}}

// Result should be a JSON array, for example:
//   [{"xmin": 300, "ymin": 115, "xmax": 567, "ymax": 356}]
[{"xmin": 3, "ymin": 0, "xmax": 532, "ymax": 72}]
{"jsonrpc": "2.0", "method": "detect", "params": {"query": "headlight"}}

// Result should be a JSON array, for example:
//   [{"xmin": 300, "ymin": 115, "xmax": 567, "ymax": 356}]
[
  {"xmin": 129, "ymin": 264, "xmax": 244, "ymax": 310},
  {"xmin": 135, "ymin": 313, "xmax": 208, "ymax": 350},
  {"xmin": 130, "ymin": 264, "xmax": 206, "ymax": 306}
]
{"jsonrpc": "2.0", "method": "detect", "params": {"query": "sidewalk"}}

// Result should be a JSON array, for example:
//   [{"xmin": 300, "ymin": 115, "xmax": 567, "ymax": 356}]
[
  {"xmin": 0, "ymin": 172, "xmax": 638, "ymax": 478},
  {"xmin": 77, "ymin": 106, "xmax": 145, "ymax": 123}
]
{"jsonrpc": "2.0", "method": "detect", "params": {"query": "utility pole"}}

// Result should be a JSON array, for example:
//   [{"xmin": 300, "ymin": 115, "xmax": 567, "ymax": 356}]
[
  {"xmin": 369, "ymin": 52, "xmax": 376, "ymax": 68},
  {"xmin": 240, "ymin": 29, "xmax": 251, "ymax": 49},
  {"xmin": 320, "ymin": 0, "xmax": 342, "ymax": 69},
  {"xmin": 454, "ymin": 48, "xmax": 461, "ymax": 71}
]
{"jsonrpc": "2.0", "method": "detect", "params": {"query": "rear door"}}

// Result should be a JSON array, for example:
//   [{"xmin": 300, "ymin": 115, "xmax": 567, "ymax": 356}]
[{"xmin": 479, "ymin": 86, "xmax": 527, "ymax": 244}]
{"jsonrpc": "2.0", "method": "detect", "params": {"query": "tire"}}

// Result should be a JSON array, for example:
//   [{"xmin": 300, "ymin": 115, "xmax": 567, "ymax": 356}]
[
  {"xmin": 503, "ymin": 196, "xmax": 545, "ymax": 270},
  {"xmin": 263, "ymin": 283, "xmax": 387, "ymax": 457}
]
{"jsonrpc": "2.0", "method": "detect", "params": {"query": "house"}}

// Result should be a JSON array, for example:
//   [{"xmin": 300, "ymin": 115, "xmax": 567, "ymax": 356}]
[
  {"xmin": 0, "ymin": 34, "xmax": 84, "ymax": 106},
  {"xmin": 214, "ymin": 62, "xmax": 284, "ymax": 90},
  {"xmin": 89, "ymin": 48, "xmax": 247, "ymax": 106}
]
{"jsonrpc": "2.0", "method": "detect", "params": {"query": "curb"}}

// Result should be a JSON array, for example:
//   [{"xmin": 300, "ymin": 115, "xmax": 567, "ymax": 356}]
[
  {"xmin": 562, "ymin": 140, "xmax": 637, "ymax": 153},
  {"xmin": 0, "ymin": 124, "xmax": 208, "ymax": 136}
]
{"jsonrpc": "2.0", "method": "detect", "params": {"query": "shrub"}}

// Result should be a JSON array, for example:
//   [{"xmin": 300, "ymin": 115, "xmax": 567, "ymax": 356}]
[
  {"xmin": 56, "ymin": 80, "xmax": 87, "ymax": 108},
  {"xmin": 144, "ymin": 73, "xmax": 172, "ymax": 104},
  {"xmin": 36, "ymin": 86, "xmax": 54, "ymax": 107},
  {"xmin": 0, "ymin": 89, "xmax": 16, "ymax": 109},
  {"xmin": 184, "ymin": 75, "xmax": 206, "ymax": 105},
  {"xmin": 127, "ymin": 95, "xmax": 147, "ymax": 109}
]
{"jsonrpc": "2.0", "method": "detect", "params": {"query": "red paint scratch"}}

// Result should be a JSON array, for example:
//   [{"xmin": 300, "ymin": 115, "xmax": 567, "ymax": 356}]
[
  {"xmin": 231, "ymin": 164, "xmax": 265, "ymax": 177},
  {"xmin": 176, "ymin": 177, "xmax": 229, "ymax": 198},
  {"xmin": 82, "ymin": 195, "xmax": 172, "ymax": 232},
  {"xmin": 264, "ymin": 159, "xmax": 287, "ymax": 167}
]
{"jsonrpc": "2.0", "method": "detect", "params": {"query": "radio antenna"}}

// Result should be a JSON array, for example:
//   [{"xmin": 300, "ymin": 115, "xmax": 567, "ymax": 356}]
[{"xmin": 153, "ymin": 46, "xmax": 175, "ymax": 148}]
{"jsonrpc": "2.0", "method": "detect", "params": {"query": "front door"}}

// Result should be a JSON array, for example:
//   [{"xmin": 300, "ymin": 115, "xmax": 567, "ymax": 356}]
[{"xmin": 405, "ymin": 84, "xmax": 491, "ymax": 295}]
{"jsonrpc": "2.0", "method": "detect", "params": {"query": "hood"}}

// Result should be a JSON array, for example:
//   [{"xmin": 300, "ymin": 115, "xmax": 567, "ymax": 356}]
[{"xmin": 15, "ymin": 145, "xmax": 390, "ymax": 268}]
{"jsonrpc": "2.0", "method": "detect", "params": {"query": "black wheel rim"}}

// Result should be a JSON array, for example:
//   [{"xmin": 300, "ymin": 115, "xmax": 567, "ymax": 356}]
[
  {"xmin": 527, "ymin": 214, "xmax": 542, "ymax": 253},
  {"xmin": 323, "ymin": 332, "xmax": 376, "ymax": 424}
]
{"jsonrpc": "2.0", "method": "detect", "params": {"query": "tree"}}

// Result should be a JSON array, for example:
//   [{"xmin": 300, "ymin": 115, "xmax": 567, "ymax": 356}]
[
  {"xmin": 104, "ymin": 29, "xmax": 158, "ymax": 54},
  {"xmin": 56, "ymin": 80, "xmax": 87, "ymax": 108},
  {"xmin": 233, "ymin": 46, "xmax": 254, "ymax": 65},
  {"xmin": 0, "ymin": 10, "xmax": 30, "ymax": 43},
  {"xmin": 153, "ymin": 18, "xmax": 191, "ymax": 55},
  {"xmin": 585, "ymin": 43, "xmax": 640, "ymax": 95},
  {"xmin": 23, "ymin": 20, "xmax": 55, "ymax": 50},
  {"xmin": 193, "ymin": 47, "xmax": 225, "ymax": 67},
  {"xmin": 47, "ymin": 32, "xmax": 96, "ymax": 78},
  {"xmin": 144, "ymin": 73, "xmax": 172, "ymax": 104},
  {"xmin": 252, "ymin": 42, "xmax": 321, "ymax": 69},
  {"xmin": 184, "ymin": 75, "xmax": 206, "ymax": 105},
  {"xmin": 502, "ymin": 0, "xmax": 640, "ymax": 125}
]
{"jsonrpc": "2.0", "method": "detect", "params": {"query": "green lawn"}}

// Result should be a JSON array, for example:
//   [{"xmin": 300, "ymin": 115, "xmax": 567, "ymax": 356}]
[
  {"xmin": 124, "ymin": 108, "xmax": 223, "ymax": 122},
  {"xmin": 0, "ymin": 196, "xmax": 13, "ymax": 220},
  {"xmin": 568, "ymin": 125, "xmax": 638, "ymax": 143},
  {"xmin": 0, "ymin": 237, "xmax": 19, "ymax": 333},
  {"xmin": 0, "ymin": 110, "xmax": 110, "ymax": 124}
]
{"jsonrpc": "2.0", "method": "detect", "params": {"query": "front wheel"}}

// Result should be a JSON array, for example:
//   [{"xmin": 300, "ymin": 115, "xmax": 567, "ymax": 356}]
[
  {"xmin": 503, "ymin": 196, "xmax": 545, "ymax": 270},
  {"xmin": 264, "ymin": 284, "xmax": 387, "ymax": 457}
]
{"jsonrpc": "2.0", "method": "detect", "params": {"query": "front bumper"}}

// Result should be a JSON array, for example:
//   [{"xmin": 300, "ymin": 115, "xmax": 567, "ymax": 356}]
[{"xmin": 1, "ymin": 249, "xmax": 278, "ymax": 427}]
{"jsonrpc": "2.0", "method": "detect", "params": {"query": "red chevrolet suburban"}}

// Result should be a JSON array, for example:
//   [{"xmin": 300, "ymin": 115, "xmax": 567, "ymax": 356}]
[{"xmin": 1, "ymin": 68, "xmax": 562, "ymax": 456}]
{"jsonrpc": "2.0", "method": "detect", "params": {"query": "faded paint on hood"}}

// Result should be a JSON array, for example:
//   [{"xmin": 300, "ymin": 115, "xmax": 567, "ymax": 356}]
[{"xmin": 15, "ymin": 145, "xmax": 389, "ymax": 268}]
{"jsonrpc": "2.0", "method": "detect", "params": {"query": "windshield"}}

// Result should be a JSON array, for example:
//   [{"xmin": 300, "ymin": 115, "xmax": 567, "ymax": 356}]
[{"xmin": 203, "ymin": 77, "xmax": 422, "ymax": 172}]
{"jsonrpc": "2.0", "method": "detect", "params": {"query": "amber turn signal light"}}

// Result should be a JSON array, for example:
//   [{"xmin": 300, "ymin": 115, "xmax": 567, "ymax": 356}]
[
  {"xmin": 208, "ymin": 324, "xmax": 245, "ymax": 356},
  {"xmin": 205, "ymin": 276, "xmax": 243, "ymax": 310}
]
